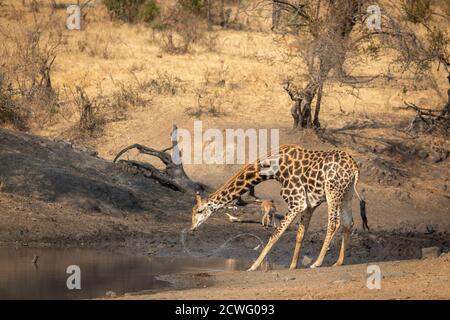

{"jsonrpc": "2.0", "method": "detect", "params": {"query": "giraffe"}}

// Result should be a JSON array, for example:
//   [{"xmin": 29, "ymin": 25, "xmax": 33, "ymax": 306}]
[{"xmin": 190, "ymin": 144, "xmax": 369, "ymax": 271}]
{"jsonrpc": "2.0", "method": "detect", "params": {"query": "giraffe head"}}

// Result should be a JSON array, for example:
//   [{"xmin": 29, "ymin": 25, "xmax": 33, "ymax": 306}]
[{"xmin": 191, "ymin": 192, "xmax": 214, "ymax": 231}]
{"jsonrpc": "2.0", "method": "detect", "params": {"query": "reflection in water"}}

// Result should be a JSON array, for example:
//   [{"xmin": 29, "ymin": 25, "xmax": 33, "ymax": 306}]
[{"xmin": 0, "ymin": 247, "xmax": 248, "ymax": 300}]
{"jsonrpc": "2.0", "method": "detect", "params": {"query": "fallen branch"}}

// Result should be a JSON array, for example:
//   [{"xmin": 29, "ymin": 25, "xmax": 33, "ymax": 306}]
[
  {"xmin": 401, "ymin": 101, "xmax": 449, "ymax": 135},
  {"xmin": 401, "ymin": 89, "xmax": 450, "ymax": 136},
  {"xmin": 113, "ymin": 125, "xmax": 207, "ymax": 193}
]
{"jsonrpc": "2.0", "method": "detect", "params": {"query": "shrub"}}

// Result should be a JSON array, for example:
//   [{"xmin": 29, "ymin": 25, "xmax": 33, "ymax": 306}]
[
  {"xmin": 0, "ymin": 73, "xmax": 29, "ymax": 130},
  {"xmin": 402, "ymin": 0, "xmax": 432, "ymax": 24},
  {"xmin": 155, "ymin": 5, "xmax": 205, "ymax": 54},
  {"xmin": 179, "ymin": 0, "xmax": 206, "ymax": 15},
  {"xmin": 104, "ymin": 0, "xmax": 160, "ymax": 23},
  {"xmin": 0, "ymin": 13, "xmax": 62, "ymax": 130},
  {"xmin": 75, "ymin": 87, "xmax": 105, "ymax": 136},
  {"xmin": 138, "ymin": 0, "xmax": 160, "ymax": 23}
]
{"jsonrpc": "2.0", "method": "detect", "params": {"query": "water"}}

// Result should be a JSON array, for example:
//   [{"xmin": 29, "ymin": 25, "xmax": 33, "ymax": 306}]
[{"xmin": 0, "ymin": 247, "xmax": 249, "ymax": 300}]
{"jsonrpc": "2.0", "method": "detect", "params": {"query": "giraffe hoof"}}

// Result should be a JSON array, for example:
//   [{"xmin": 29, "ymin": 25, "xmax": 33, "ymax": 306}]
[
  {"xmin": 289, "ymin": 265, "xmax": 297, "ymax": 270},
  {"xmin": 310, "ymin": 263, "xmax": 319, "ymax": 269},
  {"xmin": 332, "ymin": 262, "xmax": 343, "ymax": 267},
  {"xmin": 247, "ymin": 265, "xmax": 258, "ymax": 271}
]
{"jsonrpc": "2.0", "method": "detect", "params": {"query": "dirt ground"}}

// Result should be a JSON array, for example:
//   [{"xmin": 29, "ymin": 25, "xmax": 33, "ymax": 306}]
[
  {"xmin": 121, "ymin": 254, "xmax": 450, "ymax": 300},
  {"xmin": 1, "ymin": 128, "xmax": 449, "ymax": 300},
  {"xmin": 0, "ymin": 1, "xmax": 449, "ymax": 300}
]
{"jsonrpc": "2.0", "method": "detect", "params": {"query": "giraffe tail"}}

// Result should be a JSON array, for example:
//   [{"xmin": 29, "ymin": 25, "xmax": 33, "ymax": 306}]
[{"xmin": 353, "ymin": 170, "xmax": 369, "ymax": 231}]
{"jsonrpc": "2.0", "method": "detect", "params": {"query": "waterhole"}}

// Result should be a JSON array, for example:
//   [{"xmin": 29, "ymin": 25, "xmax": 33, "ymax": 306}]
[{"xmin": 0, "ymin": 247, "xmax": 249, "ymax": 299}]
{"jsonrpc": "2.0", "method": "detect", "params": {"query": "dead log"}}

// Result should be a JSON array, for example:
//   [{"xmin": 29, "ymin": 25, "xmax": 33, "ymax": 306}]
[
  {"xmin": 113, "ymin": 125, "xmax": 207, "ymax": 193},
  {"xmin": 402, "ymin": 89, "xmax": 450, "ymax": 136}
]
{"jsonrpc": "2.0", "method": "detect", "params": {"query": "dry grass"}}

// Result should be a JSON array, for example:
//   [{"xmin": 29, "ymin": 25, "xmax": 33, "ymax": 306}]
[{"xmin": 0, "ymin": 0, "xmax": 447, "ymax": 156}]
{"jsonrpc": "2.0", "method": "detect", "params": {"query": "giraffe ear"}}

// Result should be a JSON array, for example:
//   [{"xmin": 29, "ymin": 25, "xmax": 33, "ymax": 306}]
[{"xmin": 195, "ymin": 192, "xmax": 203, "ymax": 206}]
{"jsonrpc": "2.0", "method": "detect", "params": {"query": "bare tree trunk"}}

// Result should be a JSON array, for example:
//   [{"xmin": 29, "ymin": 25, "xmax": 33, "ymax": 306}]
[
  {"xmin": 313, "ymin": 81, "xmax": 324, "ymax": 128},
  {"xmin": 271, "ymin": 1, "xmax": 281, "ymax": 31},
  {"xmin": 219, "ymin": 0, "xmax": 225, "ymax": 27},
  {"xmin": 302, "ymin": 97, "xmax": 313, "ymax": 128},
  {"xmin": 207, "ymin": 0, "xmax": 212, "ymax": 31},
  {"xmin": 290, "ymin": 100, "xmax": 302, "ymax": 129}
]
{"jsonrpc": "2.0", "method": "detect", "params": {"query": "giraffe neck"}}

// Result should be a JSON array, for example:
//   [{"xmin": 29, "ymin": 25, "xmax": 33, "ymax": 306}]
[{"xmin": 207, "ymin": 162, "xmax": 265, "ymax": 209}]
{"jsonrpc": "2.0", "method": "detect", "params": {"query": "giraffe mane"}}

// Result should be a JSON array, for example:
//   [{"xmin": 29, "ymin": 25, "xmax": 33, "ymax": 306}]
[
  {"xmin": 206, "ymin": 144, "xmax": 294, "ymax": 202},
  {"xmin": 207, "ymin": 162, "xmax": 255, "ymax": 201}
]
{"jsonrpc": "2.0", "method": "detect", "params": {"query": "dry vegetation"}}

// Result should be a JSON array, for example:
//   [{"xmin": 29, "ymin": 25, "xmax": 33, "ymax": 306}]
[{"xmin": 0, "ymin": 0, "xmax": 448, "ymax": 204}]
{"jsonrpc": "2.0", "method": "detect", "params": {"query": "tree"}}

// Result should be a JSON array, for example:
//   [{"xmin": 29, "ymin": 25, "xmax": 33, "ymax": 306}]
[
  {"xmin": 270, "ymin": 0, "xmax": 449, "ymax": 131},
  {"xmin": 273, "ymin": 0, "xmax": 364, "ymax": 129}
]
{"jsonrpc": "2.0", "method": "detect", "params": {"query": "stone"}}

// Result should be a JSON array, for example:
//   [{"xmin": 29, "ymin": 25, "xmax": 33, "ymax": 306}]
[
  {"xmin": 332, "ymin": 279, "xmax": 349, "ymax": 285},
  {"xmin": 301, "ymin": 255, "xmax": 313, "ymax": 266},
  {"xmin": 395, "ymin": 190, "xmax": 411, "ymax": 202},
  {"xmin": 357, "ymin": 146, "xmax": 370, "ymax": 154},
  {"xmin": 425, "ymin": 224, "xmax": 435, "ymax": 234},
  {"xmin": 105, "ymin": 291, "xmax": 117, "ymax": 298},
  {"xmin": 417, "ymin": 150, "xmax": 428, "ymax": 160},
  {"xmin": 421, "ymin": 247, "xmax": 441, "ymax": 259},
  {"xmin": 429, "ymin": 151, "xmax": 445, "ymax": 163}
]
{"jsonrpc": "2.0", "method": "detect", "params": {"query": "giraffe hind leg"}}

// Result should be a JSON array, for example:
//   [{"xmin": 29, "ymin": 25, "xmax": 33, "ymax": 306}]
[
  {"xmin": 333, "ymin": 189, "xmax": 354, "ymax": 267},
  {"xmin": 289, "ymin": 208, "xmax": 313, "ymax": 270},
  {"xmin": 310, "ymin": 215, "xmax": 340, "ymax": 268},
  {"xmin": 310, "ymin": 187, "xmax": 343, "ymax": 269}
]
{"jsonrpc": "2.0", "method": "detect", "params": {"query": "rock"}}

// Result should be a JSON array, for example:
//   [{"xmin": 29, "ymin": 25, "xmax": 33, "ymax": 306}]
[
  {"xmin": 71, "ymin": 144, "xmax": 98, "ymax": 157},
  {"xmin": 357, "ymin": 146, "xmax": 370, "ymax": 154},
  {"xmin": 284, "ymin": 277, "xmax": 296, "ymax": 281},
  {"xmin": 373, "ymin": 145, "xmax": 387, "ymax": 154},
  {"xmin": 428, "ymin": 150, "xmax": 447, "ymax": 163},
  {"xmin": 417, "ymin": 150, "xmax": 428, "ymax": 160},
  {"xmin": 105, "ymin": 291, "xmax": 117, "ymax": 298},
  {"xmin": 425, "ymin": 224, "xmax": 435, "ymax": 234},
  {"xmin": 439, "ymin": 252, "xmax": 449, "ymax": 261},
  {"xmin": 301, "ymin": 255, "xmax": 313, "ymax": 266},
  {"xmin": 332, "ymin": 279, "xmax": 349, "ymax": 285},
  {"xmin": 395, "ymin": 190, "xmax": 411, "ymax": 202},
  {"xmin": 421, "ymin": 247, "xmax": 441, "ymax": 259}
]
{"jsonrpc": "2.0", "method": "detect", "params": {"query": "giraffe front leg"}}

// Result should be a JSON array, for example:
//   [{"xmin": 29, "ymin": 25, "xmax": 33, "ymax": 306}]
[
  {"xmin": 289, "ymin": 209, "xmax": 312, "ymax": 270},
  {"xmin": 248, "ymin": 207, "xmax": 299, "ymax": 271}
]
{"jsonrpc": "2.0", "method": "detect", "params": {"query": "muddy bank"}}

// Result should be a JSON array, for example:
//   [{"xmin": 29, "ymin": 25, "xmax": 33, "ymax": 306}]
[{"xmin": 0, "ymin": 129, "xmax": 448, "ymax": 274}]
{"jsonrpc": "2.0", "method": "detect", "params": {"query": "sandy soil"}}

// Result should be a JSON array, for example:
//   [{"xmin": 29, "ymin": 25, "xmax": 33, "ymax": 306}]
[{"xmin": 121, "ymin": 254, "xmax": 450, "ymax": 300}]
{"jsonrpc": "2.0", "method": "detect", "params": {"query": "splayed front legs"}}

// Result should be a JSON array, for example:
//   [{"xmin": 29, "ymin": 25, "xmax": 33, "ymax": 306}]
[{"xmin": 248, "ymin": 205, "xmax": 302, "ymax": 271}]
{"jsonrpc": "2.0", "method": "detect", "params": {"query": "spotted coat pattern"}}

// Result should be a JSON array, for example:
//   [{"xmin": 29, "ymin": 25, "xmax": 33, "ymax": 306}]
[{"xmin": 191, "ymin": 144, "xmax": 366, "ymax": 271}]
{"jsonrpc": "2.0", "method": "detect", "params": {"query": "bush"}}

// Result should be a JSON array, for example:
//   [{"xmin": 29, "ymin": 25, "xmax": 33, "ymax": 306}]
[
  {"xmin": 402, "ymin": 0, "xmax": 432, "ymax": 24},
  {"xmin": 139, "ymin": 0, "xmax": 160, "ymax": 23},
  {"xmin": 154, "ymin": 4, "xmax": 206, "ymax": 54},
  {"xmin": 179, "ymin": 0, "xmax": 206, "ymax": 15},
  {"xmin": 104, "ymin": 0, "xmax": 160, "ymax": 23},
  {"xmin": 0, "ymin": 13, "xmax": 62, "ymax": 130},
  {"xmin": 0, "ymin": 73, "xmax": 29, "ymax": 130}
]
